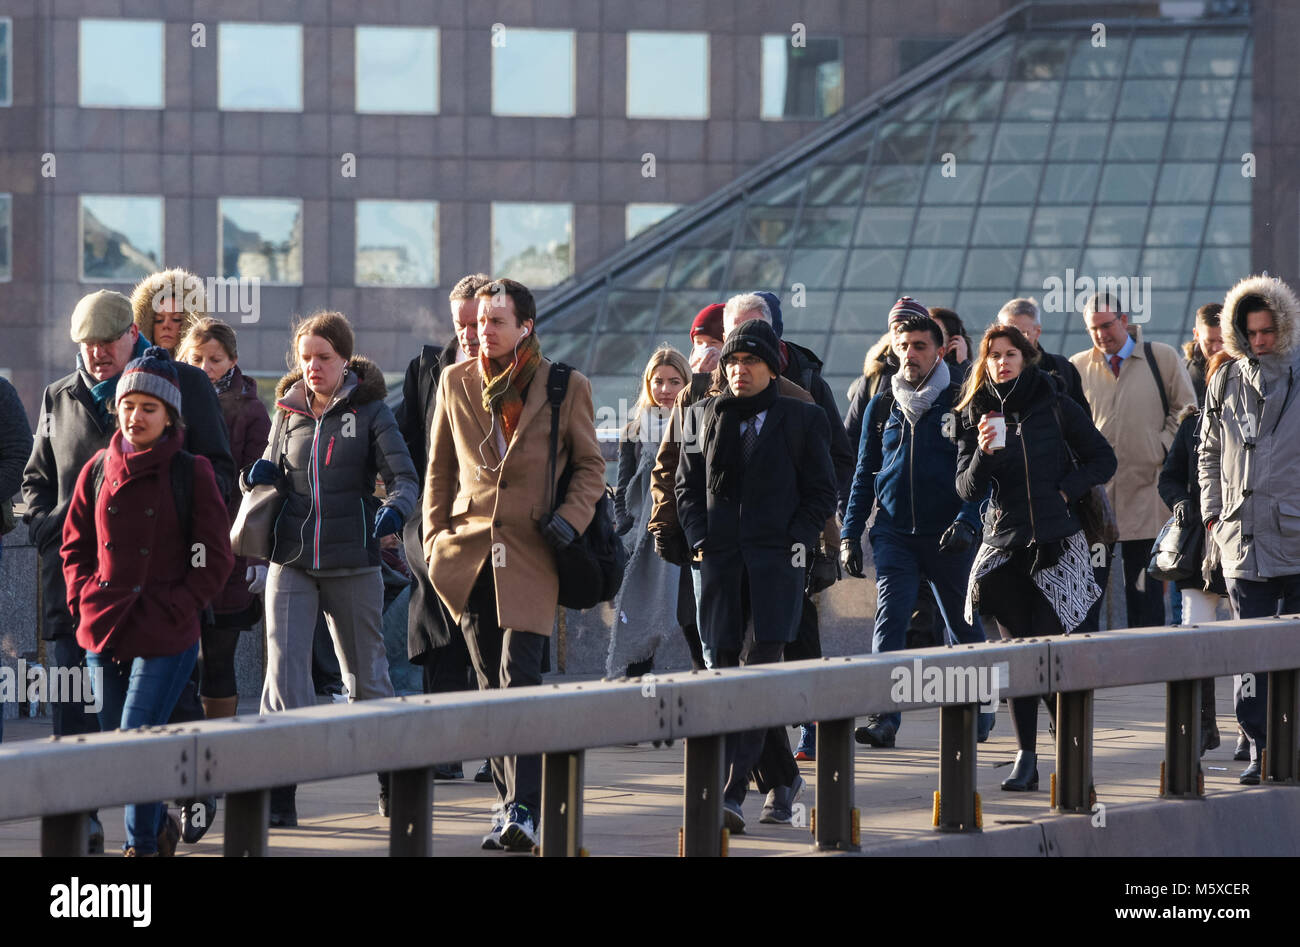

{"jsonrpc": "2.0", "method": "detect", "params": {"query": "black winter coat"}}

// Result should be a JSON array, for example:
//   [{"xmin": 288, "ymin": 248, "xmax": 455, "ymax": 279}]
[
  {"xmin": 0, "ymin": 376, "xmax": 33, "ymax": 504},
  {"xmin": 1037, "ymin": 345, "xmax": 1089, "ymax": 412},
  {"xmin": 781, "ymin": 339, "xmax": 855, "ymax": 512},
  {"xmin": 956, "ymin": 367, "xmax": 1117, "ymax": 549},
  {"xmin": 676, "ymin": 394, "xmax": 837, "ymax": 653},
  {"xmin": 1158, "ymin": 410, "xmax": 1226, "ymax": 594}
]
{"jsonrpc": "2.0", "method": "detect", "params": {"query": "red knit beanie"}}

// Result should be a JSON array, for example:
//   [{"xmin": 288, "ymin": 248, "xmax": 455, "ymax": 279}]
[{"xmin": 690, "ymin": 303, "xmax": 725, "ymax": 341}]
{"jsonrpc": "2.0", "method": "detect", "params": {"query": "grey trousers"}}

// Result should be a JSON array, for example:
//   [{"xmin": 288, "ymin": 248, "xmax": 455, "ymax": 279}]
[{"xmin": 260, "ymin": 564, "xmax": 394, "ymax": 714}]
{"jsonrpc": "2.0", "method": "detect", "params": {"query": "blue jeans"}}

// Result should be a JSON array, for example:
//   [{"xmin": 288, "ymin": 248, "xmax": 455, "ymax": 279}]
[
  {"xmin": 1225, "ymin": 574, "xmax": 1300, "ymax": 758},
  {"xmin": 87, "ymin": 643, "xmax": 199, "ymax": 854},
  {"xmin": 870, "ymin": 524, "xmax": 986, "ymax": 732}
]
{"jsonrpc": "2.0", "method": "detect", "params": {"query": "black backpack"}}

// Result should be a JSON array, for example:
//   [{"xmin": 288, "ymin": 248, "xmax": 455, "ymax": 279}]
[{"xmin": 545, "ymin": 363, "xmax": 628, "ymax": 610}]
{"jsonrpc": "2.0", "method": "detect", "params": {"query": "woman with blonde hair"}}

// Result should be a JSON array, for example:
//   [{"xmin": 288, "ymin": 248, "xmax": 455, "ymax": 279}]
[{"xmin": 608, "ymin": 346, "xmax": 701, "ymax": 675}]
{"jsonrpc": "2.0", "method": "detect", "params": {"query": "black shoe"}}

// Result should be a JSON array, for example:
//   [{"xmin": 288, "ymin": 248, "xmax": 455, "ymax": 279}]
[
  {"xmin": 854, "ymin": 719, "xmax": 896, "ymax": 748},
  {"xmin": 433, "ymin": 762, "xmax": 464, "ymax": 780},
  {"xmin": 269, "ymin": 785, "xmax": 298, "ymax": 828},
  {"xmin": 87, "ymin": 813, "xmax": 104, "ymax": 855},
  {"xmin": 978, "ymin": 711, "xmax": 996, "ymax": 743},
  {"xmin": 1239, "ymin": 761, "xmax": 1261, "ymax": 785},
  {"xmin": 181, "ymin": 796, "xmax": 217, "ymax": 844},
  {"xmin": 1200, "ymin": 719, "xmax": 1221, "ymax": 756},
  {"xmin": 474, "ymin": 760, "xmax": 493, "ymax": 783},
  {"xmin": 1001, "ymin": 750, "xmax": 1039, "ymax": 791},
  {"xmin": 1233, "ymin": 733, "xmax": 1251, "ymax": 761}
]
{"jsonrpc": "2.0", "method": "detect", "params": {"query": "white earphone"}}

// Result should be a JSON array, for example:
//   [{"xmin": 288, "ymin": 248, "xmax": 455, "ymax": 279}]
[{"xmin": 521, "ymin": 326, "xmax": 530, "ymax": 337}]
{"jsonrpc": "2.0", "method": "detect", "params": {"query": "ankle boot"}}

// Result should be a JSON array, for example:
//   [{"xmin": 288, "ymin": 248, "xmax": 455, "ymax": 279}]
[
  {"xmin": 1001, "ymin": 750, "xmax": 1039, "ymax": 792},
  {"xmin": 201, "ymin": 694, "xmax": 239, "ymax": 719},
  {"xmin": 269, "ymin": 784, "xmax": 298, "ymax": 828}
]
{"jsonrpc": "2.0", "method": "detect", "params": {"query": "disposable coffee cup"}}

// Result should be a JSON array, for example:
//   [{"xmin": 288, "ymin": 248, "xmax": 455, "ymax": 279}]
[{"xmin": 986, "ymin": 411, "xmax": 1007, "ymax": 450}]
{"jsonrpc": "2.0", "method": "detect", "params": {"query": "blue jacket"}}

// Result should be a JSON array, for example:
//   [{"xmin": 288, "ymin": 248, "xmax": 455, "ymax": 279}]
[{"xmin": 841, "ymin": 383, "xmax": 981, "ymax": 540}]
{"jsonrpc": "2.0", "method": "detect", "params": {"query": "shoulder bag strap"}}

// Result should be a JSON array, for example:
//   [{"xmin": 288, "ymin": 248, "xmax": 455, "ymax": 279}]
[
  {"xmin": 1142, "ymin": 342, "xmax": 1169, "ymax": 419},
  {"xmin": 546, "ymin": 363, "xmax": 572, "ymax": 512}
]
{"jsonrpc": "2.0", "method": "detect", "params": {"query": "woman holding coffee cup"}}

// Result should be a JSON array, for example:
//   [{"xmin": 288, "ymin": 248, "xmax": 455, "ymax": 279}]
[{"xmin": 954, "ymin": 323, "xmax": 1116, "ymax": 792}]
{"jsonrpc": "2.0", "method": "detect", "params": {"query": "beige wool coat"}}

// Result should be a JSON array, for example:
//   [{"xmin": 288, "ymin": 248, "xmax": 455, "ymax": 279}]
[
  {"xmin": 422, "ymin": 356, "xmax": 606, "ymax": 635},
  {"xmin": 1070, "ymin": 327, "xmax": 1197, "ymax": 541}
]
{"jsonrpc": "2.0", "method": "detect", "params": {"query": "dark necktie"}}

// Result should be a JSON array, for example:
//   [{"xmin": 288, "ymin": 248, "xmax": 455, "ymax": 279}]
[
  {"xmin": 742, "ymin": 418, "xmax": 759, "ymax": 463},
  {"xmin": 1109, "ymin": 354, "xmax": 1121, "ymax": 378}
]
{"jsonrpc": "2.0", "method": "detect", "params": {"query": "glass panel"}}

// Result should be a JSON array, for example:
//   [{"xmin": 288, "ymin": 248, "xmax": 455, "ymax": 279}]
[
  {"xmin": 863, "ymin": 164, "xmax": 923, "ymax": 203},
  {"xmin": 991, "ymin": 123, "xmax": 1051, "ymax": 162},
  {"xmin": 805, "ymin": 141, "xmax": 871, "ymax": 205},
  {"xmin": 1232, "ymin": 77, "xmax": 1250, "ymax": 117},
  {"xmin": 922, "ymin": 163, "xmax": 983, "ymax": 204},
  {"xmin": 590, "ymin": 375, "xmax": 639, "ymax": 421},
  {"xmin": 1196, "ymin": 247, "xmax": 1249, "ymax": 288},
  {"xmin": 80, "ymin": 19, "xmax": 165, "ymax": 108},
  {"xmin": 1221, "ymin": 120, "xmax": 1249, "ymax": 159},
  {"xmin": 0, "ymin": 19, "xmax": 9, "ymax": 106},
  {"xmin": 1185, "ymin": 33, "xmax": 1246, "ymax": 77},
  {"xmin": 1126, "ymin": 35, "xmax": 1187, "ymax": 78},
  {"xmin": 355, "ymin": 201, "xmax": 437, "ymax": 286},
  {"xmin": 1030, "ymin": 206, "xmax": 1090, "ymax": 245},
  {"xmin": 739, "ymin": 205, "xmax": 800, "ymax": 248},
  {"xmin": 1114, "ymin": 79, "xmax": 1177, "ymax": 120},
  {"xmin": 356, "ymin": 27, "xmax": 438, "ymax": 114},
  {"xmin": 667, "ymin": 246, "xmax": 728, "ymax": 290},
  {"xmin": 912, "ymin": 206, "xmax": 974, "ymax": 245},
  {"xmin": 981, "ymin": 164, "xmax": 1041, "ymax": 203},
  {"xmin": 1087, "ymin": 206, "xmax": 1147, "ymax": 246},
  {"xmin": 854, "ymin": 207, "xmax": 915, "ymax": 246},
  {"xmin": 1175, "ymin": 79, "xmax": 1235, "ymax": 120},
  {"xmin": 1203, "ymin": 204, "xmax": 1249, "ymax": 245},
  {"xmin": 903, "ymin": 248, "xmax": 963, "ymax": 289},
  {"xmin": 972, "ymin": 206, "xmax": 1031, "ymax": 246},
  {"xmin": 545, "ymin": 296, "xmax": 600, "ymax": 333},
  {"xmin": 899, "ymin": 90, "xmax": 941, "ymax": 123},
  {"xmin": 1140, "ymin": 248, "xmax": 1198, "ymax": 288},
  {"xmin": 0, "ymin": 194, "xmax": 11, "ymax": 279},
  {"xmin": 1067, "ymin": 35, "xmax": 1129, "ymax": 78},
  {"xmin": 627, "ymin": 31, "xmax": 708, "ymax": 118},
  {"xmin": 1050, "ymin": 123, "xmax": 1108, "ymax": 160},
  {"xmin": 792, "ymin": 207, "xmax": 856, "ymax": 247},
  {"xmin": 1146, "ymin": 205, "xmax": 1206, "ymax": 246},
  {"xmin": 1020, "ymin": 248, "xmax": 1081, "ymax": 289},
  {"xmin": 1214, "ymin": 162, "xmax": 1251, "ymax": 203},
  {"xmin": 727, "ymin": 248, "xmax": 787, "ymax": 287},
  {"xmin": 956, "ymin": 291, "xmax": 1017, "ymax": 321},
  {"xmin": 1166, "ymin": 121, "xmax": 1226, "ymax": 160},
  {"xmin": 658, "ymin": 292, "xmax": 722, "ymax": 335},
  {"xmin": 1096, "ymin": 163, "xmax": 1156, "ymax": 203},
  {"xmin": 749, "ymin": 172, "xmax": 806, "ymax": 207},
  {"xmin": 541, "ymin": 332, "xmax": 594, "ymax": 372},
  {"xmin": 493, "ymin": 28, "xmax": 574, "ymax": 117},
  {"xmin": 1107, "ymin": 122, "xmax": 1167, "ymax": 160},
  {"xmin": 601, "ymin": 291, "xmax": 661, "ymax": 332},
  {"xmin": 1012, "ymin": 36, "xmax": 1072, "ymax": 80},
  {"xmin": 954, "ymin": 40, "xmax": 1012, "ymax": 82},
  {"xmin": 876, "ymin": 121, "xmax": 936, "ymax": 164},
  {"xmin": 761, "ymin": 35, "xmax": 843, "ymax": 119},
  {"xmin": 1001, "ymin": 80, "xmax": 1061, "ymax": 121},
  {"xmin": 590, "ymin": 335, "xmax": 654, "ymax": 375},
  {"xmin": 823, "ymin": 334, "xmax": 875, "ymax": 374},
  {"xmin": 962, "ymin": 248, "xmax": 1020, "ymax": 289},
  {"xmin": 1057, "ymin": 79, "xmax": 1118, "ymax": 120},
  {"xmin": 940, "ymin": 80, "xmax": 1005, "ymax": 121},
  {"xmin": 786, "ymin": 248, "xmax": 846, "ymax": 289},
  {"xmin": 844, "ymin": 248, "xmax": 905, "ymax": 288},
  {"xmin": 613, "ymin": 256, "xmax": 671, "ymax": 289},
  {"xmin": 934, "ymin": 122, "xmax": 994, "ymax": 162},
  {"xmin": 1038, "ymin": 163, "xmax": 1099, "ymax": 203},
  {"xmin": 1155, "ymin": 163, "xmax": 1217, "ymax": 203},
  {"xmin": 1080, "ymin": 247, "xmax": 1138, "ymax": 275},
  {"xmin": 219, "ymin": 198, "xmax": 302, "ymax": 284},
  {"xmin": 783, "ymin": 290, "xmax": 836, "ymax": 332},
  {"xmin": 491, "ymin": 202, "xmax": 573, "ymax": 288},
  {"xmin": 219, "ymin": 23, "xmax": 303, "ymax": 110},
  {"xmin": 1242, "ymin": 37, "xmax": 1253, "ymax": 76},
  {"xmin": 836, "ymin": 292, "xmax": 899, "ymax": 332},
  {"xmin": 626, "ymin": 203, "xmax": 680, "ymax": 240}
]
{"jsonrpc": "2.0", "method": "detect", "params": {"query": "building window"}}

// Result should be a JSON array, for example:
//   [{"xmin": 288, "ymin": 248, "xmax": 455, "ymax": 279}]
[
  {"xmin": 219, "ymin": 198, "xmax": 302, "ymax": 285},
  {"xmin": 79, "ymin": 19, "xmax": 165, "ymax": 108},
  {"xmin": 80, "ymin": 195, "xmax": 163, "ymax": 283},
  {"xmin": 356, "ymin": 26, "xmax": 438, "ymax": 114},
  {"xmin": 0, "ymin": 194, "xmax": 11, "ymax": 280},
  {"xmin": 492, "ymin": 28, "xmax": 574, "ymax": 117},
  {"xmin": 492, "ymin": 202, "xmax": 573, "ymax": 289},
  {"xmin": 0, "ymin": 18, "xmax": 11, "ymax": 107},
  {"xmin": 761, "ymin": 35, "xmax": 842, "ymax": 120},
  {"xmin": 626, "ymin": 203, "xmax": 680, "ymax": 240},
  {"xmin": 899, "ymin": 37, "xmax": 956, "ymax": 74},
  {"xmin": 219, "ymin": 23, "xmax": 303, "ymax": 111},
  {"xmin": 355, "ymin": 201, "xmax": 437, "ymax": 286},
  {"xmin": 627, "ymin": 31, "xmax": 709, "ymax": 119}
]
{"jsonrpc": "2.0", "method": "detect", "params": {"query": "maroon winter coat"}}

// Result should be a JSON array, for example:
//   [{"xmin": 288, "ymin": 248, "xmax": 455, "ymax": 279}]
[
  {"xmin": 61, "ymin": 428, "xmax": 234, "ymax": 660},
  {"xmin": 214, "ymin": 366, "xmax": 271, "ymax": 614}
]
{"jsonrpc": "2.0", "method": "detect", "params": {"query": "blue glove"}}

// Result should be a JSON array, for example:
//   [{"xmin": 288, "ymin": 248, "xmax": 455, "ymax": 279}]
[
  {"xmin": 245, "ymin": 459, "xmax": 279, "ymax": 487},
  {"xmin": 540, "ymin": 512, "xmax": 577, "ymax": 551},
  {"xmin": 373, "ymin": 506, "xmax": 404, "ymax": 539}
]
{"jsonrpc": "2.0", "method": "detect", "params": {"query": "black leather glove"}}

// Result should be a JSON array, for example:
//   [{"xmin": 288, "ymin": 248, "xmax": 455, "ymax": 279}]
[
  {"xmin": 540, "ymin": 512, "xmax": 577, "ymax": 551},
  {"xmin": 1173, "ymin": 499, "xmax": 1192, "ymax": 528},
  {"xmin": 840, "ymin": 538, "xmax": 864, "ymax": 579},
  {"xmin": 939, "ymin": 520, "xmax": 978, "ymax": 557},
  {"xmin": 806, "ymin": 548, "xmax": 841, "ymax": 595},
  {"xmin": 652, "ymin": 529, "xmax": 689, "ymax": 566}
]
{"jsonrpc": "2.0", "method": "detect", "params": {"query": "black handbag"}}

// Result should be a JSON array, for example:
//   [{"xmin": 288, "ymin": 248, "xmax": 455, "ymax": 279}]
[
  {"xmin": 1147, "ymin": 512, "xmax": 1203, "ymax": 583},
  {"xmin": 1050, "ymin": 400, "xmax": 1119, "ymax": 547},
  {"xmin": 545, "ymin": 363, "xmax": 628, "ymax": 610}
]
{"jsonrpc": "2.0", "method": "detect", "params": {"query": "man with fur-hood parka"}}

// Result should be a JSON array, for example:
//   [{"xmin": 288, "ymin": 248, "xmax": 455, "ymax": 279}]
[{"xmin": 1198, "ymin": 274, "xmax": 1300, "ymax": 784}]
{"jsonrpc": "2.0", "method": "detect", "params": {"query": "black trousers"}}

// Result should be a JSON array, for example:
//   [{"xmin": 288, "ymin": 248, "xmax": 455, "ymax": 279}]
[
  {"xmin": 459, "ymin": 565, "xmax": 546, "ymax": 811},
  {"xmin": 979, "ymin": 551, "xmax": 1061, "ymax": 753},
  {"xmin": 713, "ymin": 639, "xmax": 794, "ymax": 805},
  {"xmin": 1089, "ymin": 540, "xmax": 1165, "ymax": 630},
  {"xmin": 422, "ymin": 629, "xmax": 476, "ymax": 695}
]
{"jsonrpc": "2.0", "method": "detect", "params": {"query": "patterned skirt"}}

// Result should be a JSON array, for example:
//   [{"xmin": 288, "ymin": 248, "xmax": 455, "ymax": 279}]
[{"xmin": 963, "ymin": 530, "xmax": 1101, "ymax": 634}]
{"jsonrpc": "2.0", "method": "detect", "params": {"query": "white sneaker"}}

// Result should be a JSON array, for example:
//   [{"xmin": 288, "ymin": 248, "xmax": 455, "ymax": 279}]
[
  {"xmin": 500, "ymin": 803, "xmax": 538, "ymax": 852},
  {"xmin": 481, "ymin": 804, "xmax": 507, "ymax": 850}
]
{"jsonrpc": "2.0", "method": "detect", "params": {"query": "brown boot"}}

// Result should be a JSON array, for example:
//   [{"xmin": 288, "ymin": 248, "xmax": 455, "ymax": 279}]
[{"xmin": 201, "ymin": 695, "xmax": 240, "ymax": 719}]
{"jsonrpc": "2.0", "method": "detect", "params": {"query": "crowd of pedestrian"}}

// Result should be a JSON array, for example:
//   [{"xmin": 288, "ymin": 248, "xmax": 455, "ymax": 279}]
[{"xmin": 3, "ymin": 255, "xmax": 1296, "ymax": 852}]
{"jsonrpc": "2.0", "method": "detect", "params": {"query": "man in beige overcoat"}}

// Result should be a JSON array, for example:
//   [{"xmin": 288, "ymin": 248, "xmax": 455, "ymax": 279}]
[
  {"xmin": 1071, "ymin": 290, "xmax": 1196, "ymax": 629},
  {"xmin": 423, "ymin": 278, "xmax": 605, "ymax": 852}
]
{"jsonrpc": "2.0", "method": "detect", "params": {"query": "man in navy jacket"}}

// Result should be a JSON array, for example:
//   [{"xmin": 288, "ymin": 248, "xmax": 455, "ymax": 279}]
[{"xmin": 840, "ymin": 315, "xmax": 991, "ymax": 748}]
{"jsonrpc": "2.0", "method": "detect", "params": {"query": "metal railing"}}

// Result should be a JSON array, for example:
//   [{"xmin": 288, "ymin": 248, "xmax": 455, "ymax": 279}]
[{"xmin": 1, "ymin": 618, "xmax": 1298, "ymax": 856}]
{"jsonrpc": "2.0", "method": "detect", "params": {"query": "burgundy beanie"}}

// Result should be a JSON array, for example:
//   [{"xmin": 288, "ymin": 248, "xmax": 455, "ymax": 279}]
[
  {"xmin": 889, "ymin": 296, "xmax": 931, "ymax": 325},
  {"xmin": 690, "ymin": 303, "xmax": 725, "ymax": 341}
]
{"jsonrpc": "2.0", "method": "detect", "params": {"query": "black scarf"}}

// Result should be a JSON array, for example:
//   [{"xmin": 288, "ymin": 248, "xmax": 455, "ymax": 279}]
[
  {"xmin": 708, "ymin": 380, "xmax": 781, "ymax": 497},
  {"xmin": 970, "ymin": 365, "xmax": 1042, "ymax": 421}
]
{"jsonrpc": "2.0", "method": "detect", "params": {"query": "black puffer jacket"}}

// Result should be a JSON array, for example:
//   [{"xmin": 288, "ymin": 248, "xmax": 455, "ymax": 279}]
[
  {"xmin": 1158, "ymin": 409, "xmax": 1226, "ymax": 594},
  {"xmin": 956, "ymin": 366, "xmax": 1117, "ymax": 549}
]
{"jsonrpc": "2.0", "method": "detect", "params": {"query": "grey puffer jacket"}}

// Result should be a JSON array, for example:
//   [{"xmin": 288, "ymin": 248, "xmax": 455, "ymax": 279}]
[
  {"xmin": 255, "ymin": 356, "xmax": 418, "ymax": 572},
  {"xmin": 1199, "ymin": 274, "xmax": 1300, "ymax": 581}
]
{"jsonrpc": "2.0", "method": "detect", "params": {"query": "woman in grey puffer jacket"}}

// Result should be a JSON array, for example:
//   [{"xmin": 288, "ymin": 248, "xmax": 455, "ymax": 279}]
[{"xmin": 243, "ymin": 311, "xmax": 417, "ymax": 825}]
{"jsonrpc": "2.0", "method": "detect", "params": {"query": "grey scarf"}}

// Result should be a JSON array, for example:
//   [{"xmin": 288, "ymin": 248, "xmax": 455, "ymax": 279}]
[{"xmin": 890, "ymin": 357, "xmax": 950, "ymax": 428}]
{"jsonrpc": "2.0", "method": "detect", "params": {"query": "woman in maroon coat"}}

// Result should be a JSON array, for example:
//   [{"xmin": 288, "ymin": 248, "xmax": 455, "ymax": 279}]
[{"xmin": 61, "ymin": 347, "xmax": 233, "ymax": 855}]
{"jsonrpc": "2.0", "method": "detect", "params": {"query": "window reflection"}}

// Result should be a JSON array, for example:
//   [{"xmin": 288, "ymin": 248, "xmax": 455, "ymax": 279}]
[
  {"xmin": 493, "ymin": 29, "xmax": 573, "ymax": 117},
  {"xmin": 219, "ymin": 23, "xmax": 302, "ymax": 111},
  {"xmin": 627, "ymin": 32, "xmax": 709, "ymax": 119},
  {"xmin": 356, "ymin": 201, "xmax": 436, "ymax": 286},
  {"xmin": 626, "ymin": 203, "xmax": 680, "ymax": 240},
  {"xmin": 80, "ymin": 19, "xmax": 165, "ymax": 108},
  {"xmin": 81, "ymin": 195, "xmax": 163, "ymax": 283},
  {"xmin": 761, "ymin": 35, "xmax": 842, "ymax": 120},
  {"xmin": 356, "ymin": 27, "xmax": 437, "ymax": 113},
  {"xmin": 220, "ymin": 198, "xmax": 302, "ymax": 284},
  {"xmin": 0, "ymin": 194, "xmax": 10, "ymax": 280},
  {"xmin": 492, "ymin": 203, "xmax": 572, "ymax": 288}
]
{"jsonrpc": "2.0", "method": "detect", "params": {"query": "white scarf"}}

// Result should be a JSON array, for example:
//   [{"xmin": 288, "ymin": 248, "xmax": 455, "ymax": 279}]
[{"xmin": 890, "ymin": 357, "xmax": 950, "ymax": 428}]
